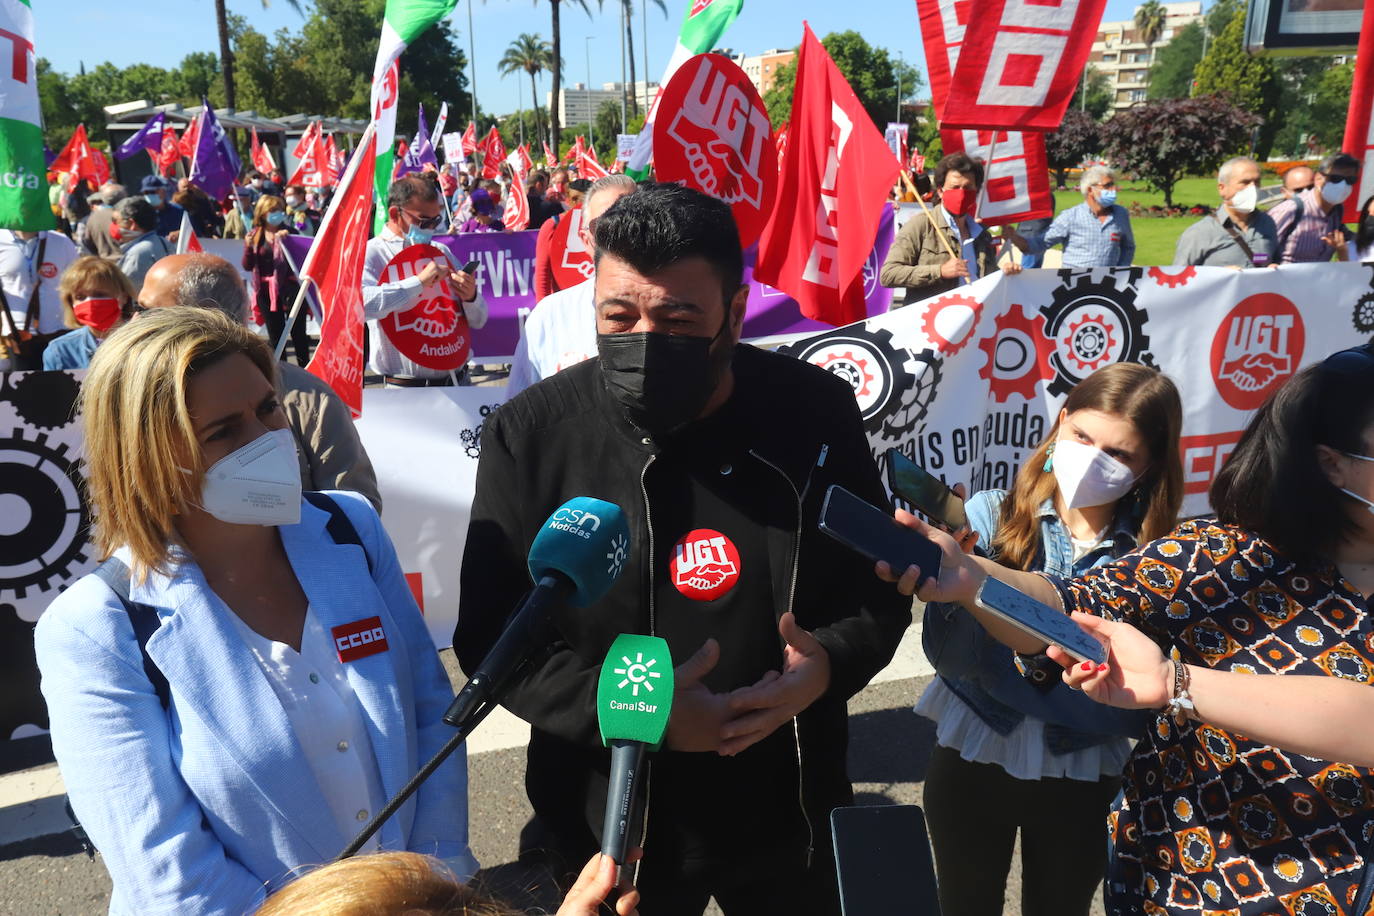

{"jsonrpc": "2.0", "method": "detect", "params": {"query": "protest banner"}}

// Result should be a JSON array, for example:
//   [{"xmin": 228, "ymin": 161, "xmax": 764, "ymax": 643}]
[
  {"xmin": 779, "ymin": 264, "xmax": 1374, "ymax": 518},
  {"xmin": 615, "ymin": 133, "xmax": 638, "ymax": 163},
  {"xmin": 282, "ymin": 208, "xmax": 896, "ymax": 358},
  {"xmin": 442, "ymin": 131, "xmax": 465, "ymax": 164},
  {"xmin": 653, "ymin": 53, "xmax": 777, "ymax": 248},
  {"xmin": 884, "ymin": 122, "xmax": 907, "ymax": 165}
]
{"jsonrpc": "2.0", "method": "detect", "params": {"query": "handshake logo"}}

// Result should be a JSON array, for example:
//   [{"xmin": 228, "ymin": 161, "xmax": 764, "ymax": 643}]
[
  {"xmin": 664, "ymin": 59, "xmax": 771, "ymax": 210},
  {"xmin": 1210, "ymin": 294, "xmax": 1304, "ymax": 411}
]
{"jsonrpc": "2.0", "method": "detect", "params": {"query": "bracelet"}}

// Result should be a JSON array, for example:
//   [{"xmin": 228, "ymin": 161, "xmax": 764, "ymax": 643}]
[{"xmin": 1165, "ymin": 659, "xmax": 1197, "ymax": 726}]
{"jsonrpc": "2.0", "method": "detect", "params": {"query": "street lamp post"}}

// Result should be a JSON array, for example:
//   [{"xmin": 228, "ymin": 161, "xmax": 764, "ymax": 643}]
[
  {"xmin": 620, "ymin": 0, "xmax": 628, "ymax": 134},
  {"xmin": 585, "ymin": 36, "xmax": 595, "ymax": 145}
]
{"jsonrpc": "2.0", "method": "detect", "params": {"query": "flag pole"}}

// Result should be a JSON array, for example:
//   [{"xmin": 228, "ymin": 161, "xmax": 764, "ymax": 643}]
[
  {"xmin": 901, "ymin": 171, "xmax": 960, "ymax": 261},
  {"xmin": 274, "ymin": 279, "xmax": 314, "ymax": 362}
]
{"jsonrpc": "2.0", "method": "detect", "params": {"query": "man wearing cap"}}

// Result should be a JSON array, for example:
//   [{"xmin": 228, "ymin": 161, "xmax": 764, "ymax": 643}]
[{"xmin": 138, "ymin": 175, "xmax": 185, "ymax": 239}]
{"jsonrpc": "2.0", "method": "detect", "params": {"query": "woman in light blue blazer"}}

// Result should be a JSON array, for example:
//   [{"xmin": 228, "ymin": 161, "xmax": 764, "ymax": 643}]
[{"xmin": 35, "ymin": 307, "xmax": 477, "ymax": 915}]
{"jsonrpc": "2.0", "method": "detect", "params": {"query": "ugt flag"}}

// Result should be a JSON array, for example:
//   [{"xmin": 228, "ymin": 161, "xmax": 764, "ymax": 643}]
[
  {"xmin": 754, "ymin": 24, "xmax": 898, "ymax": 328},
  {"xmin": 304, "ymin": 123, "xmax": 378, "ymax": 417},
  {"xmin": 251, "ymin": 126, "xmax": 277, "ymax": 174},
  {"xmin": 371, "ymin": 0, "xmax": 458, "ymax": 231},
  {"xmin": 1342, "ymin": 0, "xmax": 1374, "ymax": 223},
  {"xmin": 626, "ymin": 0, "xmax": 744, "ymax": 180},
  {"xmin": 0, "ymin": 0, "xmax": 54, "ymax": 230}
]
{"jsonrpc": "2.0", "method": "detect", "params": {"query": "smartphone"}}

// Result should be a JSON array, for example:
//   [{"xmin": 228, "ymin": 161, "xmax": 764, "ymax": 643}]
[
  {"xmin": 831, "ymin": 805, "xmax": 939, "ymax": 916},
  {"xmin": 819, "ymin": 486, "xmax": 942, "ymax": 586},
  {"xmin": 459, "ymin": 258, "xmax": 480, "ymax": 275},
  {"xmin": 885, "ymin": 449, "xmax": 968, "ymax": 531},
  {"xmin": 975, "ymin": 576, "xmax": 1107, "ymax": 665}
]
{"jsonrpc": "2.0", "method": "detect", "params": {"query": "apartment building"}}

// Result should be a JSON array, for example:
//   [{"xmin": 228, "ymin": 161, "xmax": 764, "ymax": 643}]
[
  {"xmin": 549, "ymin": 81, "xmax": 658, "ymax": 128},
  {"xmin": 736, "ymin": 48, "xmax": 796, "ymax": 98},
  {"xmin": 1090, "ymin": 1, "xmax": 1203, "ymax": 111}
]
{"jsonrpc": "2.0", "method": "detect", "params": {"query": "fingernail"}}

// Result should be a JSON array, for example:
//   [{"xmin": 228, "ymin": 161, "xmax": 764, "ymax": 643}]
[
  {"xmin": 1080, "ymin": 661, "xmax": 1093, "ymax": 672},
  {"xmin": 1097, "ymin": 663, "xmax": 1109, "ymax": 672}
]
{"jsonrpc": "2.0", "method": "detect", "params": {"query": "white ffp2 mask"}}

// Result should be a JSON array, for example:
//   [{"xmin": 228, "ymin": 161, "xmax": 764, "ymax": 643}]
[
  {"xmin": 1052, "ymin": 438, "xmax": 1138, "ymax": 509},
  {"xmin": 200, "ymin": 428, "xmax": 302, "ymax": 526},
  {"xmin": 1228, "ymin": 183, "xmax": 1258, "ymax": 214},
  {"xmin": 1321, "ymin": 180, "xmax": 1353, "ymax": 207}
]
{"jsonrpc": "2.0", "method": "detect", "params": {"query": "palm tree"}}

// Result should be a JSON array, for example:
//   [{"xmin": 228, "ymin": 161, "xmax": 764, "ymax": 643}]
[
  {"xmin": 1133, "ymin": 0, "xmax": 1168, "ymax": 87},
  {"xmin": 214, "ymin": 0, "xmax": 301, "ymax": 110},
  {"xmin": 541, "ymin": 0, "xmax": 594, "ymax": 153},
  {"xmin": 499, "ymin": 34, "xmax": 557, "ymax": 149},
  {"xmin": 598, "ymin": 0, "xmax": 667, "ymax": 118}
]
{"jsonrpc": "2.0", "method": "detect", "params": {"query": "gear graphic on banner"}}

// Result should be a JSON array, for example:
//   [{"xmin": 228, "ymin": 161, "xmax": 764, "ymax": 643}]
[
  {"xmin": 1147, "ymin": 266, "xmax": 1197, "ymax": 289},
  {"xmin": 780, "ymin": 326, "xmax": 919, "ymax": 439},
  {"xmin": 880, "ymin": 347, "xmax": 943, "ymax": 443},
  {"xmin": 978, "ymin": 304, "xmax": 1055, "ymax": 402},
  {"xmin": 1040, "ymin": 273, "xmax": 1153, "ymax": 397},
  {"xmin": 920, "ymin": 293, "xmax": 984, "ymax": 356}
]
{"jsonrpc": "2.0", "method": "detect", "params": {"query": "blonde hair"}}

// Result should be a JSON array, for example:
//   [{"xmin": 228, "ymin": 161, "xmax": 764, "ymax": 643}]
[
  {"xmin": 80, "ymin": 307, "xmax": 277, "ymax": 580},
  {"xmin": 991, "ymin": 362, "xmax": 1184, "ymax": 571},
  {"xmin": 249, "ymin": 193, "xmax": 286, "ymax": 247},
  {"xmin": 254, "ymin": 852, "xmax": 518, "ymax": 916},
  {"xmin": 57, "ymin": 256, "xmax": 136, "ymax": 328}
]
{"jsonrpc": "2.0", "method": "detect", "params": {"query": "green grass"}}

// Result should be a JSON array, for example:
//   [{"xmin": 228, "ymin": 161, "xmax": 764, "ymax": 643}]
[{"xmin": 1044, "ymin": 176, "xmax": 1219, "ymax": 267}]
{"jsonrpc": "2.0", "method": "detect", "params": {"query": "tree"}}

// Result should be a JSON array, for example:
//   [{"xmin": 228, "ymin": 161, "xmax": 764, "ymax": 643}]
[
  {"xmin": 214, "ymin": 0, "xmax": 301, "ymax": 109},
  {"xmin": 1102, "ymin": 95, "xmax": 1259, "ymax": 206},
  {"xmin": 1308, "ymin": 60, "xmax": 1355, "ymax": 153},
  {"xmin": 1069, "ymin": 65, "xmax": 1113, "ymax": 120},
  {"xmin": 1193, "ymin": 5, "xmax": 1280, "ymax": 154},
  {"xmin": 1134, "ymin": 0, "xmax": 1167, "ymax": 56},
  {"xmin": 1046, "ymin": 109, "xmax": 1102, "ymax": 188},
  {"xmin": 762, "ymin": 32, "xmax": 923, "ymax": 134},
  {"xmin": 498, "ymin": 34, "xmax": 555, "ymax": 149},
  {"xmin": 1147, "ymin": 20, "xmax": 1202, "ymax": 99},
  {"xmin": 540, "ymin": 0, "xmax": 594, "ymax": 157},
  {"xmin": 594, "ymin": 99, "xmax": 622, "ymax": 156},
  {"xmin": 598, "ymin": 0, "xmax": 667, "ymax": 118}
]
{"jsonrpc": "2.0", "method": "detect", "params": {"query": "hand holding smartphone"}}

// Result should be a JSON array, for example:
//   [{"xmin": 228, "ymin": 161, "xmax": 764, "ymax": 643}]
[
  {"xmin": 884, "ymin": 449, "xmax": 968, "ymax": 531},
  {"xmin": 819, "ymin": 485, "xmax": 942, "ymax": 587},
  {"xmin": 975, "ymin": 576, "xmax": 1107, "ymax": 665}
]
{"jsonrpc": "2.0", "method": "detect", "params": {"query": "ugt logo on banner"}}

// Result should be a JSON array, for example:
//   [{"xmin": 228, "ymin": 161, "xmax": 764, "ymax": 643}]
[
  {"xmin": 378, "ymin": 244, "xmax": 472, "ymax": 371},
  {"xmin": 1210, "ymin": 293, "xmax": 1304, "ymax": 411},
  {"xmin": 655, "ymin": 53, "xmax": 778, "ymax": 247}
]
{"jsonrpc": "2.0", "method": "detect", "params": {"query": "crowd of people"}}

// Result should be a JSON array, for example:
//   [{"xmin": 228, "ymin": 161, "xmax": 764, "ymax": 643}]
[{"xmin": 5, "ymin": 134, "xmax": 1374, "ymax": 916}]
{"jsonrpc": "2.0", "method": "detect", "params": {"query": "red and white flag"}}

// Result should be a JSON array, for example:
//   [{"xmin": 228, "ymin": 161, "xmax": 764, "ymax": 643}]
[
  {"xmin": 577, "ymin": 149, "xmax": 610, "ymax": 179},
  {"xmin": 288, "ymin": 121, "xmax": 330, "ymax": 188},
  {"xmin": 179, "ymin": 112, "xmax": 202, "ymax": 161},
  {"xmin": 503, "ymin": 157, "xmax": 531, "ymax": 231},
  {"xmin": 480, "ymin": 128, "xmax": 507, "ymax": 179},
  {"xmin": 175, "ymin": 208, "xmax": 203, "ymax": 255},
  {"xmin": 154, "ymin": 126, "xmax": 180, "ymax": 176},
  {"xmin": 940, "ymin": 127, "xmax": 1053, "ymax": 226},
  {"xmin": 566, "ymin": 135, "xmax": 587, "ymax": 166},
  {"xmin": 516, "ymin": 144, "xmax": 534, "ymax": 174},
  {"xmin": 50, "ymin": 125, "xmax": 105, "ymax": 191},
  {"xmin": 773, "ymin": 125, "xmax": 788, "ymax": 171},
  {"xmin": 543, "ymin": 141, "xmax": 558, "ymax": 169},
  {"xmin": 460, "ymin": 121, "xmax": 479, "ymax": 155},
  {"xmin": 754, "ymin": 24, "xmax": 898, "ymax": 327},
  {"xmin": 323, "ymin": 133, "xmax": 343, "ymax": 185},
  {"xmin": 303, "ymin": 124, "xmax": 378, "ymax": 417},
  {"xmin": 941, "ymin": 0, "xmax": 1109, "ymax": 130},
  {"xmin": 1342, "ymin": 0, "xmax": 1374, "ymax": 222},
  {"xmin": 251, "ymin": 127, "xmax": 277, "ymax": 174}
]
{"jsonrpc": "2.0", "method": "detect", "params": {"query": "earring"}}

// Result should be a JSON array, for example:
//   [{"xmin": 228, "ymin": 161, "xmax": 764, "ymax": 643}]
[{"xmin": 1043, "ymin": 441, "xmax": 1056, "ymax": 473}]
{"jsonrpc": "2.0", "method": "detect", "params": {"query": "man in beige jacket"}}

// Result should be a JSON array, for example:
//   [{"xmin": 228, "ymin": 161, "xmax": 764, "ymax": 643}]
[{"xmin": 879, "ymin": 152, "xmax": 1014, "ymax": 307}]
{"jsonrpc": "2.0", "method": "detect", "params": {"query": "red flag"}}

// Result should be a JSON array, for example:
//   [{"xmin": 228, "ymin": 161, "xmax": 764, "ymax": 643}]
[
  {"xmin": 179, "ymin": 113, "xmax": 202, "ymax": 160},
  {"xmin": 774, "ymin": 125, "xmax": 788, "ymax": 171},
  {"xmin": 543, "ymin": 141, "xmax": 558, "ymax": 169},
  {"xmin": 90, "ymin": 148, "xmax": 110, "ymax": 187},
  {"xmin": 156, "ymin": 126, "xmax": 181, "ymax": 176},
  {"xmin": 325, "ymin": 134, "xmax": 346, "ymax": 183},
  {"xmin": 940, "ymin": 127, "xmax": 1052, "ymax": 226},
  {"xmin": 754, "ymin": 24, "xmax": 898, "ymax": 328},
  {"xmin": 251, "ymin": 127, "xmax": 277, "ymax": 174},
  {"xmin": 908, "ymin": 146, "xmax": 925, "ymax": 174},
  {"xmin": 566, "ymin": 135, "xmax": 587, "ymax": 166},
  {"xmin": 461, "ymin": 121, "xmax": 478, "ymax": 155},
  {"xmin": 303, "ymin": 124, "xmax": 378, "ymax": 417},
  {"xmin": 480, "ymin": 128, "xmax": 507, "ymax": 179},
  {"xmin": 50, "ymin": 125, "xmax": 104, "ymax": 191},
  {"xmin": 517, "ymin": 144, "xmax": 534, "ymax": 174},
  {"xmin": 175, "ymin": 208, "xmax": 203, "ymax": 254},
  {"xmin": 503, "ymin": 158, "xmax": 531, "ymax": 231},
  {"xmin": 577, "ymin": 149, "xmax": 610, "ymax": 179},
  {"xmin": 941, "ymin": 0, "xmax": 1109, "ymax": 131},
  {"xmin": 288, "ymin": 122, "xmax": 330, "ymax": 188},
  {"xmin": 1342, "ymin": 0, "xmax": 1374, "ymax": 222}
]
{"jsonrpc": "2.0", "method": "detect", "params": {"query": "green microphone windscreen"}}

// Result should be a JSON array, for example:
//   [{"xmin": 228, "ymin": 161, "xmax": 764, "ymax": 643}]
[{"xmin": 597, "ymin": 634, "xmax": 674, "ymax": 750}]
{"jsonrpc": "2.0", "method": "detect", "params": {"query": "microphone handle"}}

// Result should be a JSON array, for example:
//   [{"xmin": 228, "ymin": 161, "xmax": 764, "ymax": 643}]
[
  {"xmin": 601, "ymin": 739, "xmax": 646, "ymax": 866},
  {"xmin": 443, "ymin": 573, "xmax": 568, "ymax": 728}
]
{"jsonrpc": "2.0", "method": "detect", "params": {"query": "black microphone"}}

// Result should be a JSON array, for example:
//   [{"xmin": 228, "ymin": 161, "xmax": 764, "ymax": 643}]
[{"xmin": 444, "ymin": 496, "xmax": 631, "ymax": 728}]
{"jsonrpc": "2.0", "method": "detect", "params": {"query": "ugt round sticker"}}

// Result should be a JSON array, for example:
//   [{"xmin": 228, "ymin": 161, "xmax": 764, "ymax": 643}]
[
  {"xmin": 670, "ymin": 529, "xmax": 741, "ymax": 601},
  {"xmin": 653, "ymin": 53, "xmax": 778, "ymax": 248},
  {"xmin": 378, "ymin": 243, "xmax": 471, "ymax": 371}
]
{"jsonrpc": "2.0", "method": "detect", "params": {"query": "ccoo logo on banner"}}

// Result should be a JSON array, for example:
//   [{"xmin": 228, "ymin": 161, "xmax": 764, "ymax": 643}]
[{"xmin": 783, "ymin": 264, "xmax": 1374, "ymax": 517}]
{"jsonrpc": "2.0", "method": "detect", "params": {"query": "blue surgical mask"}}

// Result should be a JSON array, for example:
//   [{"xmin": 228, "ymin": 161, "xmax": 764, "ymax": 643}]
[
  {"xmin": 266, "ymin": 211, "xmax": 287, "ymax": 227},
  {"xmin": 143, "ymin": 193, "xmax": 161, "ymax": 206},
  {"xmin": 1097, "ymin": 188, "xmax": 1117, "ymax": 207},
  {"xmin": 405, "ymin": 224, "xmax": 435, "ymax": 246}
]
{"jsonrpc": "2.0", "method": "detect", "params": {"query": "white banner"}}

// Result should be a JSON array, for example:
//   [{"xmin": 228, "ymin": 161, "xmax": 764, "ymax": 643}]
[
  {"xmin": 780, "ymin": 264, "xmax": 1374, "ymax": 518},
  {"xmin": 616, "ymin": 133, "xmax": 639, "ymax": 162},
  {"xmin": 442, "ymin": 131, "xmax": 465, "ymax": 165}
]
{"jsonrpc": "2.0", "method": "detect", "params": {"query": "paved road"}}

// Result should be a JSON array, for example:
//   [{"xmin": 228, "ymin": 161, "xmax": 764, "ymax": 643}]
[{"xmin": 0, "ymin": 638, "xmax": 1105, "ymax": 915}]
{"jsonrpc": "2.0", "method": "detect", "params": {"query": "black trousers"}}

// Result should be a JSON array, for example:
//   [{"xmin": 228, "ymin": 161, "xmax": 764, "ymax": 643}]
[
  {"xmin": 264, "ymin": 306, "xmax": 312, "ymax": 366},
  {"xmin": 922, "ymin": 743, "xmax": 1121, "ymax": 916}
]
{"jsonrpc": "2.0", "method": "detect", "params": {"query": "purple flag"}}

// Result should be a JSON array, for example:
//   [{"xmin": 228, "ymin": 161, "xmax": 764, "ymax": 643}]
[
  {"xmin": 43, "ymin": 144, "xmax": 55, "ymax": 167},
  {"xmin": 412, "ymin": 104, "xmax": 439, "ymax": 169},
  {"xmin": 190, "ymin": 103, "xmax": 238, "ymax": 200},
  {"xmin": 115, "ymin": 112, "xmax": 166, "ymax": 160}
]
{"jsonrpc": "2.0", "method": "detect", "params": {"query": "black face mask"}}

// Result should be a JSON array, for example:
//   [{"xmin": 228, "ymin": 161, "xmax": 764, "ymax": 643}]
[{"xmin": 597, "ymin": 311, "xmax": 734, "ymax": 437}]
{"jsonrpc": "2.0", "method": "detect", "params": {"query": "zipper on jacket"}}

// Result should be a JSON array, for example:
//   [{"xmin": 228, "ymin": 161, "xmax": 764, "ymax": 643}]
[
  {"xmin": 797, "ymin": 443, "xmax": 829, "ymax": 506},
  {"xmin": 748, "ymin": 448, "xmax": 814, "ymax": 866},
  {"xmin": 639, "ymin": 452, "xmax": 658, "ymax": 635}
]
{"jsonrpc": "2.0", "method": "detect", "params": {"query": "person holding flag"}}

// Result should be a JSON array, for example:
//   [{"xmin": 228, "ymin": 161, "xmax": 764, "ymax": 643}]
[{"xmin": 363, "ymin": 175, "xmax": 488, "ymax": 386}]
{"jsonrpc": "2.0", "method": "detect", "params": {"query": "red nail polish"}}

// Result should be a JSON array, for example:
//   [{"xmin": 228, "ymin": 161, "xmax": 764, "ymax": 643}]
[
  {"xmin": 1097, "ymin": 663, "xmax": 1109, "ymax": 672},
  {"xmin": 1080, "ymin": 661, "xmax": 1093, "ymax": 672}
]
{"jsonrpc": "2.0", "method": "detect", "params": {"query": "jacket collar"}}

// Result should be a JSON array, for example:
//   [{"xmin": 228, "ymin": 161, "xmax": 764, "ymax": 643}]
[{"xmin": 1034, "ymin": 496, "xmax": 1139, "ymax": 551}]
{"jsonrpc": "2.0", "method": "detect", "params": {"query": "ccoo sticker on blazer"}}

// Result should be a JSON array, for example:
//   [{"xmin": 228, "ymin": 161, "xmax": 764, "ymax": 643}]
[{"xmin": 332, "ymin": 616, "xmax": 390, "ymax": 663}]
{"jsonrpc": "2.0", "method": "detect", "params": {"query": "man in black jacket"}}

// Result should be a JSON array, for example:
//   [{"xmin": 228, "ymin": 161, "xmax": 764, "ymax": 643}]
[{"xmin": 456, "ymin": 185, "xmax": 910, "ymax": 915}]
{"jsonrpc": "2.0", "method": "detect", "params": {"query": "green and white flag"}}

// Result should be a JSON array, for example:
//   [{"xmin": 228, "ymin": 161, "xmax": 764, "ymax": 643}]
[
  {"xmin": 0, "ymin": 0, "xmax": 53, "ymax": 231},
  {"xmin": 626, "ymin": 0, "xmax": 744, "ymax": 180},
  {"xmin": 371, "ymin": 0, "xmax": 457, "ymax": 230}
]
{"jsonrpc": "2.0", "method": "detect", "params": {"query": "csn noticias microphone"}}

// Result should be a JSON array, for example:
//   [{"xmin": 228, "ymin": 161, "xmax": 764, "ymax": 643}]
[
  {"xmin": 443, "ymin": 496, "xmax": 631, "ymax": 729},
  {"xmin": 597, "ymin": 634, "xmax": 674, "ymax": 870},
  {"xmin": 338, "ymin": 496, "xmax": 630, "ymax": 860}
]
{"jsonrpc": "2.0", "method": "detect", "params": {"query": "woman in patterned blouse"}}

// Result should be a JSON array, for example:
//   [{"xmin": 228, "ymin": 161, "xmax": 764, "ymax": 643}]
[{"xmin": 883, "ymin": 343, "xmax": 1374, "ymax": 916}]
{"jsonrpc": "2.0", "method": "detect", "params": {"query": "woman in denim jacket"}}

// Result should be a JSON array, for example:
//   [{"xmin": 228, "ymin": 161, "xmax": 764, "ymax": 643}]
[{"xmin": 917, "ymin": 362, "xmax": 1184, "ymax": 916}]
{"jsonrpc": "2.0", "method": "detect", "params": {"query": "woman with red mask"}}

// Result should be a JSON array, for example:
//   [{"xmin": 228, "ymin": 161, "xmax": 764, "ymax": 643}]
[{"xmin": 43, "ymin": 256, "xmax": 138, "ymax": 370}]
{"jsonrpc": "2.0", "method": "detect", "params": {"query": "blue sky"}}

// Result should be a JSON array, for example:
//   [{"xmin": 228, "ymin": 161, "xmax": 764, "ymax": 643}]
[{"xmin": 42, "ymin": 0, "xmax": 1147, "ymax": 118}]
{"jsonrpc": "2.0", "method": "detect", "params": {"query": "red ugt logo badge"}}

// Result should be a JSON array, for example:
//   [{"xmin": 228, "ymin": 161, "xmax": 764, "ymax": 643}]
[{"xmin": 670, "ymin": 529, "xmax": 741, "ymax": 601}]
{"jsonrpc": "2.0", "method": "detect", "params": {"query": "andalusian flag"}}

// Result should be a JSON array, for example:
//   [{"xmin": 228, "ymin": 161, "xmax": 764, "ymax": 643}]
[
  {"xmin": 371, "ymin": 0, "xmax": 457, "ymax": 230},
  {"xmin": 0, "ymin": 0, "xmax": 53, "ymax": 230},
  {"xmin": 625, "ymin": 0, "xmax": 744, "ymax": 180}
]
